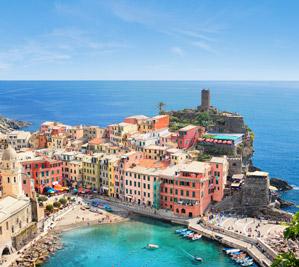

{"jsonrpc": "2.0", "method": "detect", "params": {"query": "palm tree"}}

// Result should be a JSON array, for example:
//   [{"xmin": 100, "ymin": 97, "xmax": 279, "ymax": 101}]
[{"xmin": 158, "ymin": 102, "xmax": 166, "ymax": 114}]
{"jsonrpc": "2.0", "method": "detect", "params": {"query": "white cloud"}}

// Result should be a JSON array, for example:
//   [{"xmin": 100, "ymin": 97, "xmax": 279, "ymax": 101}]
[
  {"xmin": 171, "ymin": 46, "xmax": 184, "ymax": 57},
  {"xmin": 191, "ymin": 41, "xmax": 216, "ymax": 53}
]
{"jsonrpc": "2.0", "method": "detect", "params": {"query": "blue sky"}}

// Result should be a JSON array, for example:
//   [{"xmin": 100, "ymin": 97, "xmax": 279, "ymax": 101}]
[{"xmin": 0, "ymin": 0, "xmax": 298, "ymax": 80}]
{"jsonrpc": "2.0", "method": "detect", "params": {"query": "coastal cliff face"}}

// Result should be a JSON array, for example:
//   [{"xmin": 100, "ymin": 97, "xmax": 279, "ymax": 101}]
[{"xmin": 0, "ymin": 115, "xmax": 30, "ymax": 134}]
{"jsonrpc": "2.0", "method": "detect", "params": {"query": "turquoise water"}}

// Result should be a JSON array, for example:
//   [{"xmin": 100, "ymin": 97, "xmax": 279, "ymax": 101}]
[{"xmin": 43, "ymin": 217, "xmax": 233, "ymax": 267}]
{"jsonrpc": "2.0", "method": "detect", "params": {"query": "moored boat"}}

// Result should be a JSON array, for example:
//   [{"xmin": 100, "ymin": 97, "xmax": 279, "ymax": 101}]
[
  {"xmin": 145, "ymin": 244, "xmax": 159, "ymax": 250},
  {"xmin": 191, "ymin": 234, "xmax": 202, "ymax": 241}
]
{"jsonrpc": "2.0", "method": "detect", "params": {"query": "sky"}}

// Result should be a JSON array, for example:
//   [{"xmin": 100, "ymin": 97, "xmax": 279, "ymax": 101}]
[{"xmin": 0, "ymin": 0, "xmax": 299, "ymax": 80}]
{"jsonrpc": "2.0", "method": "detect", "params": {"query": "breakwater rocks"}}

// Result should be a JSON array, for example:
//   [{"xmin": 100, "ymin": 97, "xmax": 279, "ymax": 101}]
[
  {"xmin": 270, "ymin": 178, "xmax": 293, "ymax": 191},
  {"xmin": 10, "ymin": 232, "xmax": 62, "ymax": 267},
  {"xmin": 0, "ymin": 115, "xmax": 31, "ymax": 134}
]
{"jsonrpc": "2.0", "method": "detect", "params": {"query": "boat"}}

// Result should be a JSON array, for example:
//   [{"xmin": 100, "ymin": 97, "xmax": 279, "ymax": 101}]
[
  {"xmin": 145, "ymin": 244, "xmax": 159, "ymax": 250},
  {"xmin": 175, "ymin": 228, "xmax": 188, "ymax": 234},
  {"xmin": 191, "ymin": 234, "xmax": 202, "ymax": 241},
  {"xmin": 224, "ymin": 248, "xmax": 241, "ymax": 255},
  {"xmin": 241, "ymin": 260, "xmax": 254, "ymax": 266},
  {"xmin": 182, "ymin": 231, "xmax": 193, "ymax": 237},
  {"xmin": 180, "ymin": 248, "xmax": 203, "ymax": 263},
  {"xmin": 194, "ymin": 256, "xmax": 203, "ymax": 262}
]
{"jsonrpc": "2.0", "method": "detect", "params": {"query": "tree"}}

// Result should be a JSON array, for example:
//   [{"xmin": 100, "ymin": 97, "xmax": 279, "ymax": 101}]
[
  {"xmin": 271, "ymin": 252, "xmax": 299, "ymax": 267},
  {"xmin": 59, "ymin": 198, "xmax": 67, "ymax": 206},
  {"xmin": 158, "ymin": 102, "xmax": 166, "ymax": 114},
  {"xmin": 284, "ymin": 212, "xmax": 299, "ymax": 241},
  {"xmin": 53, "ymin": 201, "xmax": 62, "ymax": 208},
  {"xmin": 45, "ymin": 204, "xmax": 54, "ymax": 213},
  {"xmin": 271, "ymin": 212, "xmax": 299, "ymax": 266}
]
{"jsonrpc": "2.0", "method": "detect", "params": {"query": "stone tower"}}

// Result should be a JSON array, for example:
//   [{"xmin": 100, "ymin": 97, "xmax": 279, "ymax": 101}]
[
  {"xmin": 0, "ymin": 145, "xmax": 24, "ymax": 198},
  {"xmin": 200, "ymin": 89, "xmax": 211, "ymax": 111}
]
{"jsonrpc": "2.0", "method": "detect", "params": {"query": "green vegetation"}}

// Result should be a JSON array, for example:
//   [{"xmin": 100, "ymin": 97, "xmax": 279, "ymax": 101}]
[
  {"xmin": 37, "ymin": 196, "xmax": 48, "ymax": 202},
  {"xmin": 53, "ymin": 201, "xmax": 62, "ymax": 208},
  {"xmin": 197, "ymin": 153, "xmax": 212, "ymax": 162},
  {"xmin": 45, "ymin": 204, "xmax": 54, "ymax": 213},
  {"xmin": 284, "ymin": 212, "xmax": 299, "ymax": 240},
  {"xmin": 271, "ymin": 212, "xmax": 299, "ymax": 266},
  {"xmin": 59, "ymin": 198, "xmax": 67, "ymax": 206},
  {"xmin": 272, "ymin": 252, "xmax": 299, "ymax": 267}
]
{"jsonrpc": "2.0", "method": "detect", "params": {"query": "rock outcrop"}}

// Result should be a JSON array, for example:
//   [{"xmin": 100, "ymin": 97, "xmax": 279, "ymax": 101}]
[
  {"xmin": 270, "ymin": 177, "xmax": 293, "ymax": 191},
  {"xmin": 0, "ymin": 115, "xmax": 31, "ymax": 134}
]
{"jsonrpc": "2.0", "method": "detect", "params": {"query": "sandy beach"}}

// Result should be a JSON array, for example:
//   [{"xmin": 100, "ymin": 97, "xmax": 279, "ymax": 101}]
[{"xmin": 53, "ymin": 204, "xmax": 129, "ymax": 232}]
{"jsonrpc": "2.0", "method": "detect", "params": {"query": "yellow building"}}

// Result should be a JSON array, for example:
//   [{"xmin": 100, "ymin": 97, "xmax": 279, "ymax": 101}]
[{"xmin": 82, "ymin": 153, "xmax": 103, "ymax": 191}]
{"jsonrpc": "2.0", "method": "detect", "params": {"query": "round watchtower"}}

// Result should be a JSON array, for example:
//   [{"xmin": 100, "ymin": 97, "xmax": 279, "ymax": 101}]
[{"xmin": 200, "ymin": 89, "xmax": 210, "ymax": 111}]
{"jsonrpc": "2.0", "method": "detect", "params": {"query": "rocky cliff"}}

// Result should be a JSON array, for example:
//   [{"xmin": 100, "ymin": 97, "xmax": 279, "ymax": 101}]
[{"xmin": 0, "ymin": 115, "xmax": 31, "ymax": 134}]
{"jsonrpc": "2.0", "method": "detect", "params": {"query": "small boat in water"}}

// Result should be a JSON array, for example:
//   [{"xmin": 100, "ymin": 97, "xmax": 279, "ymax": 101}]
[
  {"xmin": 145, "ymin": 244, "xmax": 159, "ymax": 250},
  {"xmin": 191, "ymin": 234, "xmax": 202, "ymax": 241},
  {"xmin": 176, "ymin": 228, "xmax": 188, "ymax": 234},
  {"xmin": 194, "ymin": 256, "xmax": 203, "ymax": 262},
  {"xmin": 182, "ymin": 231, "xmax": 193, "ymax": 237},
  {"xmin": 224, "ymin": 248, "xmax": 240, "ymax": 255},
  {"xmin": 241, "ymin": 260, "xmax": 254, "ymax": 266}
]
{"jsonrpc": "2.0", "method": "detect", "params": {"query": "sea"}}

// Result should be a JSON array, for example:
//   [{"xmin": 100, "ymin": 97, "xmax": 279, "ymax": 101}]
[{"xmin": 0, "ymin": 81, "xmax": 298, "ymax": 266}]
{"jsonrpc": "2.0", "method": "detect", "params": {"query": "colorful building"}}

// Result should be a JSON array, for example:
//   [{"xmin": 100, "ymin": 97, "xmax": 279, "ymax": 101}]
[
  {"xmin": 159, "ymin": 159, "xmax": 228, "ymax": 217},
  {"xmin": 22, "ymin": 157, "xmax": 63, "ymax": 193},
  {"xmin": 177, "ymin": 125, "xmax": 204, "ymax": 149}
]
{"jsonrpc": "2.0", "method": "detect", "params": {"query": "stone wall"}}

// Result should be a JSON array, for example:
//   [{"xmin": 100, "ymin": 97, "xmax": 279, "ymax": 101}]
[
  {"xmin": 241, "ymin": 173, "xmax": 270, "ymax": 214},
  {"xmin": 12, "ymin": 223, "xmax": 37, "ymax": 250},
  {"xmin": 227, "ymin": 157, "xmax": 242, "ymax": 177},
  {"xmin": 209, "ymin": 114, "xmax": 246, "ymax": 133}
]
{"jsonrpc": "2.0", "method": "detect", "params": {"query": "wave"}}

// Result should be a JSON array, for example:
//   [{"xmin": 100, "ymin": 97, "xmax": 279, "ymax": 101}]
[{"xmin": 291, "ymin": 185, "xmax": 299, "ymax": 190}]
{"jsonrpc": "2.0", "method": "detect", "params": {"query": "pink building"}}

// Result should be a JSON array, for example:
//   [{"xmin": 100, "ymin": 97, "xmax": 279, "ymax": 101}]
[
  {"xmin": 177, "ymin": 125, "xmax": 205, "ymax": 149},
  {"xmin": 115, "ymin": 151, "xmax": 143, "ymax": 199},
  {"xmin": 124, "ymin": 166, "xmax": 159, "ymax": 206},
  {"xmin": 159, "ymin": 159, "xmax": 227, "ymax": 217}
]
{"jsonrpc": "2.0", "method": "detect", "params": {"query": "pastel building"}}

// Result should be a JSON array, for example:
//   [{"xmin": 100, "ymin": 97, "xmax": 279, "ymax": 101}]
[
  {"xmin": 115, "ymin": 151, "xmax": 143, "ymax": 199},
  {"xmin": 143, "ymin": 145, "xmax": 168, "ymax": 161},
  {"xmin": 22, "ymin": 157, "xmax": 63, "ymax": 193},
  {"xmin": 82, "ymin": 153, "xmax": 103, "ymax": 191},
  {"xmin": 7, "ymin": 131, "xmax": 31, "ymax": 151},
  {"xmin": 159, "ymin": 159, "xmax": 228, "ymax": 217},
  {"xmin": 124, "ymin": 166, "xmax": 160, "ymax": 206},
  {"xmin": 177, "ymin": 125, "xmax": 205, "ymax": 149},
  {"xmin": 83, "ymin": 126, "xmax": 105, "ymax": 141},
  {"xmin": 108, "ymin": 122, "xmax": 138, "ymax": 145},
  {"xmin": 138, "ymin": 115, "xmax": 170, "ymax": 133},
  {"xmin": 67, "ymin": 126, "xmax": 84, "ymax": 140}
]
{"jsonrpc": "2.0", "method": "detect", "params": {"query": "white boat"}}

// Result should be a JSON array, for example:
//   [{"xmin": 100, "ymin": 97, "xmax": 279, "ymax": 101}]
[
  {"xmin": 225, "ymin": 249, "xmax": 240, "ymax": 255},
  {"xmin": 241, "ymin": 260, "xmax": 254, "ymax": 266},
  {"xmin": 192, "ymin": 234, "xmax": 202, "ymax": 241},
  {"xmin": 146, "ymin": 244, "xmax": 159, "ymax": 249}
]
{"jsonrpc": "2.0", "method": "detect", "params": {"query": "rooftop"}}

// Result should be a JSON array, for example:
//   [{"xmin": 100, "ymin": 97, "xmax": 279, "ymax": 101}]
[
  {"xmin": 179, "ymin": 125, "xmax": 198, "ymax": 131},
  {"xmin": 0, "ymin": 196, "xmax": 30, "ymax": 223}
]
